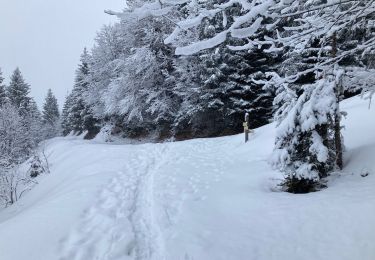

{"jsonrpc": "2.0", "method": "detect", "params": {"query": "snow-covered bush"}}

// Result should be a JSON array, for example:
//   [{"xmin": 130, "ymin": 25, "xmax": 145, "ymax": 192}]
[
  {"xmin": 93, "ymin": 123, "xmax": 114, "ymax": 143},
  {"xmin": 28, "ymin": 154, "xmax": 46, "ymax": 178},
  {"xmin": 0, "ymin": 167, "xmax": 36, "ymax": 207}
]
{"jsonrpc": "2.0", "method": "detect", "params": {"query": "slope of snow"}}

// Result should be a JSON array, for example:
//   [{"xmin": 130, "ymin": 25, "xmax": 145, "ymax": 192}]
[{"xmin": 0, "ymin": 96, "xmax": 374, "ymax": 260}]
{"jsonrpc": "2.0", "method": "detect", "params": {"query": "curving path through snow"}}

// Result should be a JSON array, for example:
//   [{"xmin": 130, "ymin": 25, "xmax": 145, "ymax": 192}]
[
  {"xmin": 57, "ymin": 139, "xmax": 236, "ymax": 260},
  {"xmin": 0, "ymin": 96, "xmax": 374, "ymax": 260}
]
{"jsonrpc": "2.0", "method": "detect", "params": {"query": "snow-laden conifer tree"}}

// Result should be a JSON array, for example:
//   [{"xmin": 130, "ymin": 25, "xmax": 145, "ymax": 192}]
[
  {"xmin": 0, "ymin": 69, "xmax": 44, "ymax": 205},
  {"xmin": 5, "ymin": 68, "xmax": 43, "ymax": 145},
  {"xmin": 87, "ymin": 4, "xmax": 180, "ymax": 138},
  {"xmin": 83, "ymin": 23, "xmax": 128, "ymax": 122},
  {"xmin": 28, "ymin": 154, "xmax": 45, "ymax": 178},
  {"xmin": 0, "ymin": 68, "xmax": 7, "ymax": 106},
  {"xmin": 7, "ymin": 68, "xmax": 31, "ymax": 112},
  {"xmin": 0, "ymin": 104, "xmax": 32, "ymax": 169},
  {"xmin": 95, "ymin": 0, "xmax": 278, "ymax": 139},
  {"xmin": 67, "ymin": 49, "xmax": 90, "ymax": 134},
  {"xmin": 168, "ymin": 0, "xmax": 276, "ymax": 138},
  {"xmin": 43, "ymin": 89, "xmax": 60, "ymax": 125},
  {"xmin": 42, "ymin": 89, "xmax": 60, "ymax": 138},
  {"xmin": 62, "ymin": 49, "xmax": 100, "ymax": 138},
  {"xmin": 271, "ymin": 73, "xmax": 340, "ymax": 192},
  {"xmin": 23, "ymin": 99, "xmax": 44, "ymax": 148},
  {"xmin": 61, "ymin": 93, "xmax": 74, "ymax": 136}
]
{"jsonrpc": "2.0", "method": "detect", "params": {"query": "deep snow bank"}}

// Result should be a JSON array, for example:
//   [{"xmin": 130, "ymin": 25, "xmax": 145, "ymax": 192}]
[{"xmin": 0, "ymin": 96, "xmax": 374, "ymax": 260}]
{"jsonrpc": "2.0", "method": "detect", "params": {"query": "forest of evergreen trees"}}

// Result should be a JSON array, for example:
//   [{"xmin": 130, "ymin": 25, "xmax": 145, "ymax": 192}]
[
  {"xmin": 60, "ymin": 2, "xmax": 277, "ymax": 141},
  {"xmin": 0, "ymin": 67, "xmax": 60, "ymax": 206},
  {"xmin": 59, "ymin": 0, "xmax": 375, "ymax": 192},
  {"xmin": 1, "ymin": 0, "xmax": 374, "ymax": 199}
]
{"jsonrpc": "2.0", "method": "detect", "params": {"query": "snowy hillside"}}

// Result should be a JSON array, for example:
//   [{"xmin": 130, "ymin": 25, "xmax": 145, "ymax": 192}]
[{"xmin": 0, "ymin": 96, "xmax": 374, "ymax": 260}]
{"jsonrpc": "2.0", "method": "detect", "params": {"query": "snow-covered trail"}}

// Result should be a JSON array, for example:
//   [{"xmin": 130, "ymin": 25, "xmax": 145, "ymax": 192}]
[
  {"xmin": 59, "ymin": 145, "xmax": 168, "ymax": 260},
  {"xmin": 58, "ymin": 136, "xmax": 238, "ymax": 260},
  {"xmin": 0, "ymin": 96, "xmax": 374, "ymax": 260}
]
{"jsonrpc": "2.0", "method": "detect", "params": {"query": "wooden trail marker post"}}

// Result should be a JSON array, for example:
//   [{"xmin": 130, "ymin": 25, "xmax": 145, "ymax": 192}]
[{"xmin": 244, "ymin": 113, "xmax": 250, "ymax": 143}]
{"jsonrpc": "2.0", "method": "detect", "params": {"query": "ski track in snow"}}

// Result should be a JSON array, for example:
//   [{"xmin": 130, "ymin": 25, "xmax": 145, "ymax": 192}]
[
  {"xmin": 59, "ymin": 145, "xmax": 168, "ymax": 260},
  {"xmin": 58, "ymin": 138, "xmax": 232, "ymax": 260}
]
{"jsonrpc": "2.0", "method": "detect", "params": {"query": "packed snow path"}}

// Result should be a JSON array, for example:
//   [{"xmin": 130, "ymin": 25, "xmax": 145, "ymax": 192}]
[
  {"xmin": 0, "ymin": 96, "xmax": 375, "ymax": 260},
  {"xmin": 57, "ymin": 138, "xmax": 233, "ymax": 260},
  {"xmin": 59, "ymin": 146, "xmax": 168, "ymax": 260}
]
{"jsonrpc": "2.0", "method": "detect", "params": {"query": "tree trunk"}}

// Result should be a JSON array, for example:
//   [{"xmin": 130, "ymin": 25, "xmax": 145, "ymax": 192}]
[
  {"xmin": 332, "ymin": 32, "xmax": 343, "ymax": 170},
  {"xmin": 334, "ymin": 104, "xmax": 343, "ymax": 170}
]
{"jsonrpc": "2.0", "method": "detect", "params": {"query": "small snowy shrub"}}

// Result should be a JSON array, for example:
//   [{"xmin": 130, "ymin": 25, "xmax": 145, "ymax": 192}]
[
  {"xmin": 28, "ymin": 155, "xmax": 45, "ymax": 178},
  {"xmin": 94, "ymin": 123, "xmax": 114, "ymax": 142},
  {"xmin": 0, "ymin": 167, "xmax": 36, "ymax": 207},
  {"xmin": 360, "ymin": 168, "xmax": 371, "ymax": 178}
]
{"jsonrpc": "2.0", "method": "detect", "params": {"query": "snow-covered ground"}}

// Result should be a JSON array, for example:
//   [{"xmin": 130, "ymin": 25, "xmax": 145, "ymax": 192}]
[{"xmin": 0, "ymin": 96, "xmax": 374, "ymax": 260}]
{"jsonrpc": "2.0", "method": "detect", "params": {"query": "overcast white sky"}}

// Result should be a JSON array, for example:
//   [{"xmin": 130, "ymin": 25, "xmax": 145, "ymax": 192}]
[{"xmin": 0, "ymin": 0, "xmax": 125, "ymax": 108}]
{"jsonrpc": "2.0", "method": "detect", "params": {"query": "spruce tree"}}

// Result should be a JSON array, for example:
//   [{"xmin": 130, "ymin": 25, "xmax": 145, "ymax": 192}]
[
  {"xmin": 23, "ymin": 98, "xmax": 43, "ymax": 146},
  {"xmin": 7, "ymin": 68, "xmax": 31, "ymax": 110},
  {"xmin": 41, "ymin": 89, "xmax": 61, "ymax": 139},
  {"xmin": 195, "ymin": 48, "xmax": 275, "ymax": 136},
  {"xmin": 76, "ymin": 49, "xmax": 99, "ymax": 137},
  {"xmin": 67, "ymin": 49, "xmax": 90, "ymax": 134},
  {"xmin": 42, "ymin": 89, "xmax": 60, "ymax": 126},
  {"xmin": 29, "ymin": 154, "xmax": 45, "ymax": 178},
  {"xmin": 172, "ymin": 1, "xmax": 275, "ymax": 138},
  {"xmin": 0, "ymin": 68, "xmax": 7, "ymax": 106},
  {"xmin": 65, "ymin": 49, "xmax": 100, "ymax": 138},
  {"xmin": 61, "ymin": 93, "xmax": 74, "ymax": 136},
  {"xmin": 0, "ymin": 103, "xmax": 33, "ymax": 168}
]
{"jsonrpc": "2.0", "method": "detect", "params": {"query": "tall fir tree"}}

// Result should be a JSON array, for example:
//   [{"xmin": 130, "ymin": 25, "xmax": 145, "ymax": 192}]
[
  {"xmin": 62, "ymin": 49, "xmax": 100, "ymax": 138},
  {"xmin": 61, "ymin": 93, "xmax": 74, "ymax": 136},
  {"xmin": 42, "ymin": 89, "xmax": 60, "ymax": 126},
  {"xmin": 4, "ymin": 67, "xmax": 44, "ymax": 144},
  {"xmin": 0, "ymin": 104, "xmax": 32, "ymax": 168},
  {"xmin": 42, "ymin": 89, "xmax": 61, "ymax": 139},
  {"xmin": 7, "ymin": 68, "xmax": 31, "ymax": 111},
  {"xmin": 171, "ymin": 0, "xmax": 276, "ymax": 138},
  {"xmin": 24, "ymin": 98, "xmax": 44, "ymax": 145},
  {"xmin": 0, "ymin": 68, "xmax": 7, "ymax": 106}
]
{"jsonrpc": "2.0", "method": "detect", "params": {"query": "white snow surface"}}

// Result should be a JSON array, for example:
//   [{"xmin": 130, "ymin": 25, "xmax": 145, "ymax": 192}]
[{"xmin": 0, "ymin": 96, "xmax": 375, "ymax": 260}]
